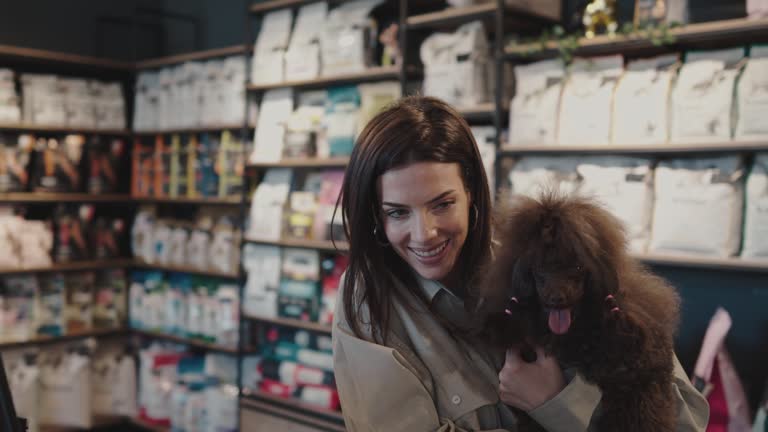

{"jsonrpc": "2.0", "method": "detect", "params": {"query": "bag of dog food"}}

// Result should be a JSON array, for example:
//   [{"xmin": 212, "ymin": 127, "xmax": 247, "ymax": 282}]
[
  {"xmin": 558, "ymin": 55, "xmax": 624, "ymax": 146},
  {"xmin": 735, "ymin": 45, "xmax": 768, "ymax": 141},
  {"xmin": 577, "ymin": 157, "xmax": 655, "ymax": 253},
  {"xmin": 251, "ymin": 9, "xmax": 292, "ymax": 85},
  {"xmin": 508, "ymin": 156, "xmax": 582, "ymax": 198},
  {"xmin": 251, "ymin": 88, "xmax": 294, "ymax": 163},
  {"xmin": 670, "ymin": 48, "xmax": 745, "ymax": 143},
  {"xmin": 741, "ymin": 153, "xmax": 768, "ymax": 259},
  {"xmin": 649, "ymin": 155, "xmax": 744, "ymax": 257},
  {"xmin": 612, "ymin": 55, "xmax": 679, "ymax": 145},
  {"xmin": 320, "ymin": 0, "xmax": 383, "ymax": 76},
  {"xmin": 285, "ymin": 3, "xmax": 327, "ymax": 81},
  {"xmin": 508, "ymin": 59, "xmax": 566, "ymax": 146}
]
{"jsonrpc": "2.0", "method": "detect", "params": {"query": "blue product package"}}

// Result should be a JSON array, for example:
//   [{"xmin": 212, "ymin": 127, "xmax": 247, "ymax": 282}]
[
  {"xmin": 326, "ymin": 86, "xmax": 361, "ymax": 156},
  {"xmin": 166, "ymin": 273, "xmax": 191, "ymax": 335},
  {"xmin": 196, "ymin": 133, "xmax": 219, "ymax": 198}
]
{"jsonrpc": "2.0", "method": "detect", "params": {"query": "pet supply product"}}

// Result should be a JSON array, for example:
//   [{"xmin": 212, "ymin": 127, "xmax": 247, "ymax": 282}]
[
  {"xmin": 53, "ymin": 204, "xmax": 94, "ymax": 262},
  {"xmin": 471, "ymin": 126, "xmax": 497, "ymax": 194},
  {"xmin": 64, "ymin": 272, "xmax": 95, "ymax": 333},
  {"xmin": 612, "ymin": 55, "xmax": 679, "ymax": 145},
  {"xmin": 216, "ymin": 130, "xmax": 246, "ymax": 198},
  {"xmin": 421, "ymin": 21, "xmax": 491, "ymax": 108},
  {"xmin": 508, "ymin": 156, "xmax": 582, "ymax": 198},
  {"xmin": 650, "ymin": 155, "xmax": 744, "ymax": 256},
  {"xmin": 133, "ymin": 71, "xmax": 160, "ymax": 131},
  {"xmin": 39, "ymin": 341, "xmax": 95, "ymax": 428},
  {"xmin": 251, "ymin": 9, "xmax": 293, "ymax": 85},
  {"xmin": 243, "ymin": 244, "xmax": 281, "ymax": 318},
  {"xmin": 215, "ymin": 284, "xmax": 239, "ymax": 348},
  {"xmin": 0, "ymin": 69, "xmax": 21, "ymax": 123},
  {"xmin": 558, "ymin": 55, "xmax": 624, "ymax": 146},
  {"xmin": 35, "ymin": 273, "xmax": 65, "ymax": 337},
  {"xmin": 91, "ymin": 343, "xmax": 137, "ymax": 417},
  {"xmin": 132, "ymin": 206, "xmax": 157, "ymax": 263},
  {"xmin": 132, "ymin": 138, "xmax": 155, "ymax": 196},
  {"xmin": 284, "ymin": 91, "xmax": 326, "ymax": 159},
  {"xmin": 311, "ymin": 170, "xmax": 345, "ymax": 241},
  {"xmin": 193, "ymin": 133, "xmax": 219, "ymax": 198},
  {"xmin": 270, "ymin": 341, "xmax": 334, "ymax": 371},
  {"xmin": 279, "ymin": 248, "xmax": 321, "ymax": 322},
  {"xmin": 168, "ymin": 134, "xmax": 188, "ymax": 198},
  {"xmin": 285, "ymin": 3, "xmax": 327, "ymax": 81},
  {"xmin": 325, "ymin": 86, "xmax": 361, "ymax": 157},
  {"xmin": 219, "ymin": 56, "xmax": 249, "ymax": 126},
  {"xmin": 0, "ymin": 134, "xmax": 33, "ymax": 193},
  {"xmin": 93, "ymin": 269, "xmax": 127, "ymax": 329},
  {"xmin": 284, "ymin": 191, "xmax": 318, "ymax": 240},
  {"xmin": 320, "ymin": 254, "xmax": 348, "ymax": 325},
  {"xmin": 165, "ymin": 273, "xmax": 190, "ymax": 335},
  {"xmin": 320, "ymin": 0, "xmax": 383, "ymax": 76},
  {"xmin": 33, "ymin": 135, "xmax": 85, "ymax": 192},
  {"xmin": 204, "ymin": 382, "xmax": 238, "ymax": 432},
  {"xmin": 508, "ymin": 59, "xmax": 566, "ymax": 146},
  {"xmin": 92, "ymin": 216, "xmax": 126, "ymax": 259},
  {"xmin": 577, "ymin": 157, "xmax": 655, "ymax": 253},
  {"xmin": 296, "ymin": 385, "xmax": 341, "ymax": 410},
  {"xmin": 741, "ymin": 153, "xmax": 768, "ymax": 259},
  {"xmin": 61, "ymin": 78, "xmax": 95, "ymax": 128},
  {"xmin": 0, "ymin": 276, "xmax": 37, "ymax": 342},
  {"xmin": 251, "ymin": 88, "xmax": 294, "ymax": 163},
  {"xmin": 139, "ymin": 347, "xmax": 185, "ymax": 427},
  {"xmin": 735, "ymin": 45, "xmax": 768, "ymax": 141},
  {"xmin": 92, "ymin": 81, "xmax": 126, "ymax": 130},
  {"xmin": 88, "ymin": 137, "xmax": 126, "ymax": 194},
  {"xmin": 247, "ymin": 168, "xmax": 293, "ymax": 241},
  {"xmin": 671, "ymin": 48, "xmax": 745, "ymax": 143},
  {"xmin": 168, "ymin": 227, "xmax": 188, "ymax": 267},
  {"xmin": 357, "ymin": 81, "xmax": 401, "ymax": 131},
  {"xmin": 2, "ymin": 349, "xmax": 40, "ymax": 432},
  {"xmin": 20, "ymin": 74, "xmax": 66, "ymax": 126},
  {"xmin": 210, "ymin": 215, "xmax": 240, "ymax": 274}
]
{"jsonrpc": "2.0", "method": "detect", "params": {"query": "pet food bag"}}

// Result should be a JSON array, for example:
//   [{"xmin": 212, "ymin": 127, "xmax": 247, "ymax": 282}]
[
  {"xmin": 472, "ymin": 126, "xmax": 497, "ymax": 195},
  {"xmin": 284, "ymin": 90, "xmax": 326, "ymax": 159},
  {"xmin": 250, "ymin": 88, "xmax": 294, "ymax": 163},
  {"xmin": 558, "ymin": 55, "xmax": 624, "ymax": 146},
  {"xmin": 2, "ymin": 349, "xmax": 40, "ymax": 432},
  {"xmin": 325, "ymin": 85, "xmax": 361, "ymax": 157},
  {"xmin": 91, "ymin": 343, "xmax": 137, "ymax": 417},
  {"xmin": 0, "ymin": 276, "xmax": 37, "ymax": 342},
  {"xmin": 247, "ymin": 168, "xmax": 293, "ymax": 241},
  {"xmin": 133, "ymin": 71, "xmax": 160, "ymax": 131},
  {"xmin": 612, "ymin": 55, "xmax": 679, "ymax": 145},
  {"xmin": 251, "ymin": 9, "xmax": 292, "ymax": 85},
  {"xmin": 285, "ymin": 3, "xmax": 327, "ymax": 81},
  {"xmin": 320, "ymin": 0, "xmax": 383, "ymax": 76},
  {"xmin": 741, "ymin": 153, "xmax": 768, "ymax": 258},
  {"xmin": 735, "ymin": 46, "xmax": 768, "ymax": 141},
  {"xmin": 0, "ymin": 134, "xmax": 33, "ymax": 193},
  {"xmin": 357, "ymin": 81, "xmax": 401, "ymax": 132},
  {"xmin": 670, "ymin": 48, "xmax": 745, "ymax": 144},
  {"xmin": 577, "ymin": 157, "xmax": 655, "ymax": 253},
  {"xmin": 39, "ymin": 341, "xmax": 94, "ymax": 428},
  {"xmin": 649, "ymin": 155, "xmax": 744, "ymax": 257},
  {"xmin": 421, "ymin": 21, "xmax": 491, "ymax": 108},
  {"xmin": 508, "ymin": 59, "xmax": 566, "ymax": 146},
  {"xmin": 312, "ymin": 170, "xmax": 345, "ymax": 242},
  {"xmin": 508, "ymin": 156, "xmax": 582, "ymax": 198},
  {"xmin": 0, "ymin": 69, "xmax": 21, "ymax": 123},
  {"xmin": 692, "ymin": 308, "xmax": 752, "ymax": 432}
]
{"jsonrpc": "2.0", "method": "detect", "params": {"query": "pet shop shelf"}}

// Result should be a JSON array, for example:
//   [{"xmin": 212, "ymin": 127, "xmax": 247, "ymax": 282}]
[
  {"xmin": 0, "ymin": 43, "xmax": 134, "ymax": 71},
  {"xmin": 246, "ymin": 65, "xmax": 403, "ymax": 92},
  {"xmin": 134, "ymin": 45, "xmax": 250, "ymax": 70},
  {"xmin": 241, "ymin": 391, "xmax": 345, "ymax": 431},
  {"xmin": 637, "ymin": 253, "xmax": 768, "ymax": 274},
  {"xmin": 500, "ymin": 140, "xmax": 768, "ymax": 156},
  {"xmin": 0, "ymin": 123, "xmax": 131, "ymax": 136},
  {"xmin": 132, "ymin": 329, "xmax": 240, "ymax": 355},
  {"xmin": 131, "ymin": 196, "xmax": 242, "ymax": 206},
  {"xmin": 250, "ymin": 0, "xmax": 326, "ymax": 14},
  {"xmin": 127, "ymin": 417, "xmax": 170, "ymax": 432},
  {"xmin": 245, "ymin": 237, "xmax": 349, "ymax": 253},
  {"xmin": 245, "ymin": 314, "xmax": 332, "ymax": 334},
  {"xmin": 247, "ymin": 157, "xmax": 350, "ymax": 169},
  {"xmin": 504, "ymin": 17, "xmax": 768, "ymax": 61},
  {"xmin": 133, "ymin": 124, "xmax": 255, "ymax": 136},
  {"xmin": 406, "ymin": 1, "xmax": 559, "ymax": 31},
  {"xmin": 0, "ymin": 258, "xmax": 134, "ymax": 275},
  {"xmin": 132, "ymin": 260, "xmax": 240, "ymax": 279},
  {"xmin": 0, "ymin": 192, "xmax": 133, "ymax": 204},
  {"xmin": 459, "ymin": 103, "xmax": 506, "ymax": 122},
  {"xmin": 0, "ymin": 327, "xmax": 126, "ymax": 350}
]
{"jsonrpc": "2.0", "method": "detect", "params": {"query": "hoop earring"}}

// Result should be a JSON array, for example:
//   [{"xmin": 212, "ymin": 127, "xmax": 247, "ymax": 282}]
[
  {"xmin": 471, "ymin": 204, "xmax": 479, "ymax": 231},
  {"xmin": 373, "ymin": 226, "xmax": 390, "ymax": 247}
]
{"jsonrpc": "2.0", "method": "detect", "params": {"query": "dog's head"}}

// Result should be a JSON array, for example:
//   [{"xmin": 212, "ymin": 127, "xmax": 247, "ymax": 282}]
[{"xmin": 480, "ymin": 192, "xmax": 630, "ymax": 339}]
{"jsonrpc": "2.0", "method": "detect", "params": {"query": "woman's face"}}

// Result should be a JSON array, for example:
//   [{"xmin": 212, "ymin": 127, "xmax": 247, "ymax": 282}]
[{"xmin": 378, "ymin": 162, "xmax": 471, "ymax": 286}]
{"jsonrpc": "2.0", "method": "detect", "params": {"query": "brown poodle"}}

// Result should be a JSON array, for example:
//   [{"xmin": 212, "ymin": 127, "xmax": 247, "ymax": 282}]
[{"xmin": 475, "ymin": 192, "xmax": 681, "ymax": 432}]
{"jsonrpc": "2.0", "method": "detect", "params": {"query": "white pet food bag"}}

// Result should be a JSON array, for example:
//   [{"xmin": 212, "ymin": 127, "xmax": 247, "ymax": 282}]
[
  {"xmin": 39, "ymin": 342, "xmax": 94, "ymax": 428},
  {"xmin": 251, "ymin": 9, "xmax": 293, "ymax": 85},
  {"xmin": 2, "ymin": 349, "xmax": 40, "ymax": 432},
  {"xmin": 250, "ymin": 88, "xmax": 294, "ymax": 163},
  {"xmin": 320, "ymin": 0, "xmax": 383, "ymax": 76},
  {"xmin": 247, "ymin": 168, "xmax": 293, "ymax": 241},
  {"xmin": 558, "ymin": 55, "xmax": 624, "ymax": 146},
  {"xmin": 735, "ymin": 46, "xmax": 768, "ymax": 141},
  {"xmin": 577, "ymin": 157, "xmax": 655, "ymax": 253},
  {"xmin": 508, "ymin": 59, "xmax": 566, "ymax": 146},
  {"xmin": 670, "ymin": 48, "xmax": 745, "ymax": 144},
  {"xmin": 508, "ymin": 157, "xmax": 582, "ymax": 198},
  {"xmin": 612, "ymin": 55, "xmax": 679, "ymax": 145},
  {"xmin": 741, "ymin": 153, "xmax": 768, "ymax": 258},
  {"xmin": 285, "ymin": 3, "xmax": 327, "ymax": 81},
  {"xmin": 650, "ymin": 155, "xmax": 744, "ymax": 256},
  {"xmin": 421, "ymin": 21, "xmax": 491, "ymax": 108}
]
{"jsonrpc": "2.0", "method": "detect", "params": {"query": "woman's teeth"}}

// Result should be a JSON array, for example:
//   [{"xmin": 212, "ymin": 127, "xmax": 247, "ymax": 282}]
[{"xmin": 411, "ymin": 240, "xmax": 448, "ymax": 257}]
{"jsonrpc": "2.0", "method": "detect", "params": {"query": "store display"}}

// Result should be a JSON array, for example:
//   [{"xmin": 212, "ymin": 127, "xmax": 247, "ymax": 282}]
[
  {"xmin": 742, "ymin": 153, "xmax": 768, "ymax": 259},
  {"xmin": 612, "ymin": 55, "xmax": 679, "ymax": 145},
  {"xmin": 735, "ymin": 45, "xmax": 768, "ymax": 141},
  {"xmin": 650, "ymin": 155, "xmax": 744, "ymax": 257},
  {"xmin": 320, "ymin": 0, "xmax": 383, "ymax": 76},
  {"xmin": 558, "ymin": 55, "xmax": 624, "ymax": 146},
  {"xmin": 0, "ymin": 69, "xmax": 21, "ymax": 123},
  {"xmin": 421, "ymin": 21, "xmax": 491, "ymax": 108},
  {"xmin": 670, "ymin": 48, "xmax": 745, "ymax": 144},
  {"xmin": 251, "ymin": 9, "xmax": 293, "ymax": 85},
  {"xmin": 32, "ymin": 135, "xmax": 85, "ymax": 192},
  {"xmin": 285, "ymin": 3, "xmax": 327, "ymax": 81},
  {"xmin": 508, "ymin": 59, "xmax": 566, "ymax": 146},
  {"xmin": 251, "ymin": 88, "xmax": 294, "ymax": 163}
]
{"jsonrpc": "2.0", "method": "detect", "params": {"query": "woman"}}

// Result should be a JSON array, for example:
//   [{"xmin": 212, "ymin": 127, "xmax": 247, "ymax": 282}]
[{"xmin": 332, "ymin": 96, "xmax": 709, "ymax": 431}]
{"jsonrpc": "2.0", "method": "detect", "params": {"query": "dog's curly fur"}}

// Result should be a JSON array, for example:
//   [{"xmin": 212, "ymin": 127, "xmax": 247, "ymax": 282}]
[{"xmin": 475, "ymin": 192, "xmax": 681, "ymax": 432}]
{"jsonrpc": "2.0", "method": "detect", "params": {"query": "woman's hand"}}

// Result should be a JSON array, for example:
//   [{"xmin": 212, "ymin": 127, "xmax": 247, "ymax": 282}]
[{"xmin": 498, "ymin": 347, "xmax": 566, "ymax": 412}]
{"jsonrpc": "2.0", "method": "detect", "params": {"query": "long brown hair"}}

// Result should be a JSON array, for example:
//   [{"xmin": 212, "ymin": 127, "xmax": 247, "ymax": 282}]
[{"xmin": 336, "ymin": 96, "xmax": 492, "ymax": 344}]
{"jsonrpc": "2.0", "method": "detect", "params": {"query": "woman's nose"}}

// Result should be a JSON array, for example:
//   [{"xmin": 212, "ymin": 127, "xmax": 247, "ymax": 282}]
[{"xmin": 412, "ymin": 212, "xmax": 438, "ymax": 241}]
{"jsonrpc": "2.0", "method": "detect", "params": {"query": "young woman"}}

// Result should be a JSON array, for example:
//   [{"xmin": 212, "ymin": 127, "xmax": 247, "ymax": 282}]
[{"xmin": 332, "ymin": 96, "xmax": 709, "ymax": 431}]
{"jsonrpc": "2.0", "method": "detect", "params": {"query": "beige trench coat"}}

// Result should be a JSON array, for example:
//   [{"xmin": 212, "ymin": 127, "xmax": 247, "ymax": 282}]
[{"xmin": 332, "ymin": 275, "xmax": 710, "ymax": 431}]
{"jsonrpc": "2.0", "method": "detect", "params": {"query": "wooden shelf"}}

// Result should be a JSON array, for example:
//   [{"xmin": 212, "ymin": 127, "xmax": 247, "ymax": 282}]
[
  {"xmin": 245, "ymin": 314, "xmax": 332, "ymax": 334},
  {"xmin": 132, "ymin": 329, "xmax": 239, "ymax": 354},
  {"xmin": 0, "ymin": 44, "xmax": 134, "ymax": 71},
  {"xmin": 0, "ymin": 123, "xmax": 130, "ymax": 135},
  {"xmin": 247, "ymin": 65, "xmax": 401, "ymax": 91},
  {"xmin": 0, "ymin": 192, "xmax": 134, "ymax": 203},
  {"xmin": 637, "ymin": 253, "xmax": 768, "ymax": 273},
  {"xmin": 505, "ymin": 17, "xmax": 768, "ymax": 60},
  {"xmin": 132, "ymin": 195, "xmax": 242, "ymax": 206},
  {"xmin": 0, "ymin": 258, "xmax": 134, "ymax": 275},
  {"xmin": 0, "ymin": 327, "xmax": 126, "ymax": 350},
  {"xmin": 134, "ymin": 124, "xmax": 254, "ymax": 136},
  {"xmin": 245, "ymin": 237, "xmax": 349, "ymax": 252},
  {"xmin": 406, "ymin": 3, "xmax": 498, "ymax": 29},
  {"xmin": 248, "ymin": 157, "xmax": 350, "ymax": 169},
  {"xmin": 249, "ymin": 0, "xmax": 324, "ymax": 14},
  {"xmin": 133, "ymin": 260, "xmax": 240, "ymax": 279},
  {"xmin": 135, "ymin": 45, "xmax": 250, "ymax": 69},
  {"xmin": 129, "ymin": 417, "xmax": 170, "ymax": 432},
  {"xmin": 241, "ymin": 392, "xmax": 345, "ymax": 432},
  {"xmin": 499, "ymin": 140, "xmax": 768, "ymax": 156}
]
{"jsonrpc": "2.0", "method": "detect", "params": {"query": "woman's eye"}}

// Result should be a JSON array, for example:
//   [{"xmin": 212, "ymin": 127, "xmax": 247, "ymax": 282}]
[
  {"xmin": 385, "ymin": 209, "xmax": 408, "ymax": 219},
  {"xmin": 434, "ymin": 200, "xmax": 455, "ymax": 211}
]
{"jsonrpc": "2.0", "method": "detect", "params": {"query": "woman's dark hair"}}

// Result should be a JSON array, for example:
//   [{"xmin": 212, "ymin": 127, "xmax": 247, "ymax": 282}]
[{"xmin": 336, "ymin": 96, "xmax": 492, "ymax": 343}]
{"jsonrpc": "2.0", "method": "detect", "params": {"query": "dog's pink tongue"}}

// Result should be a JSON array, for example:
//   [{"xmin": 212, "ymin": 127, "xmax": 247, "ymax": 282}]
[{"xmin": 548, "ymin": 309, "xmax": 572, "ymax": 335}]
